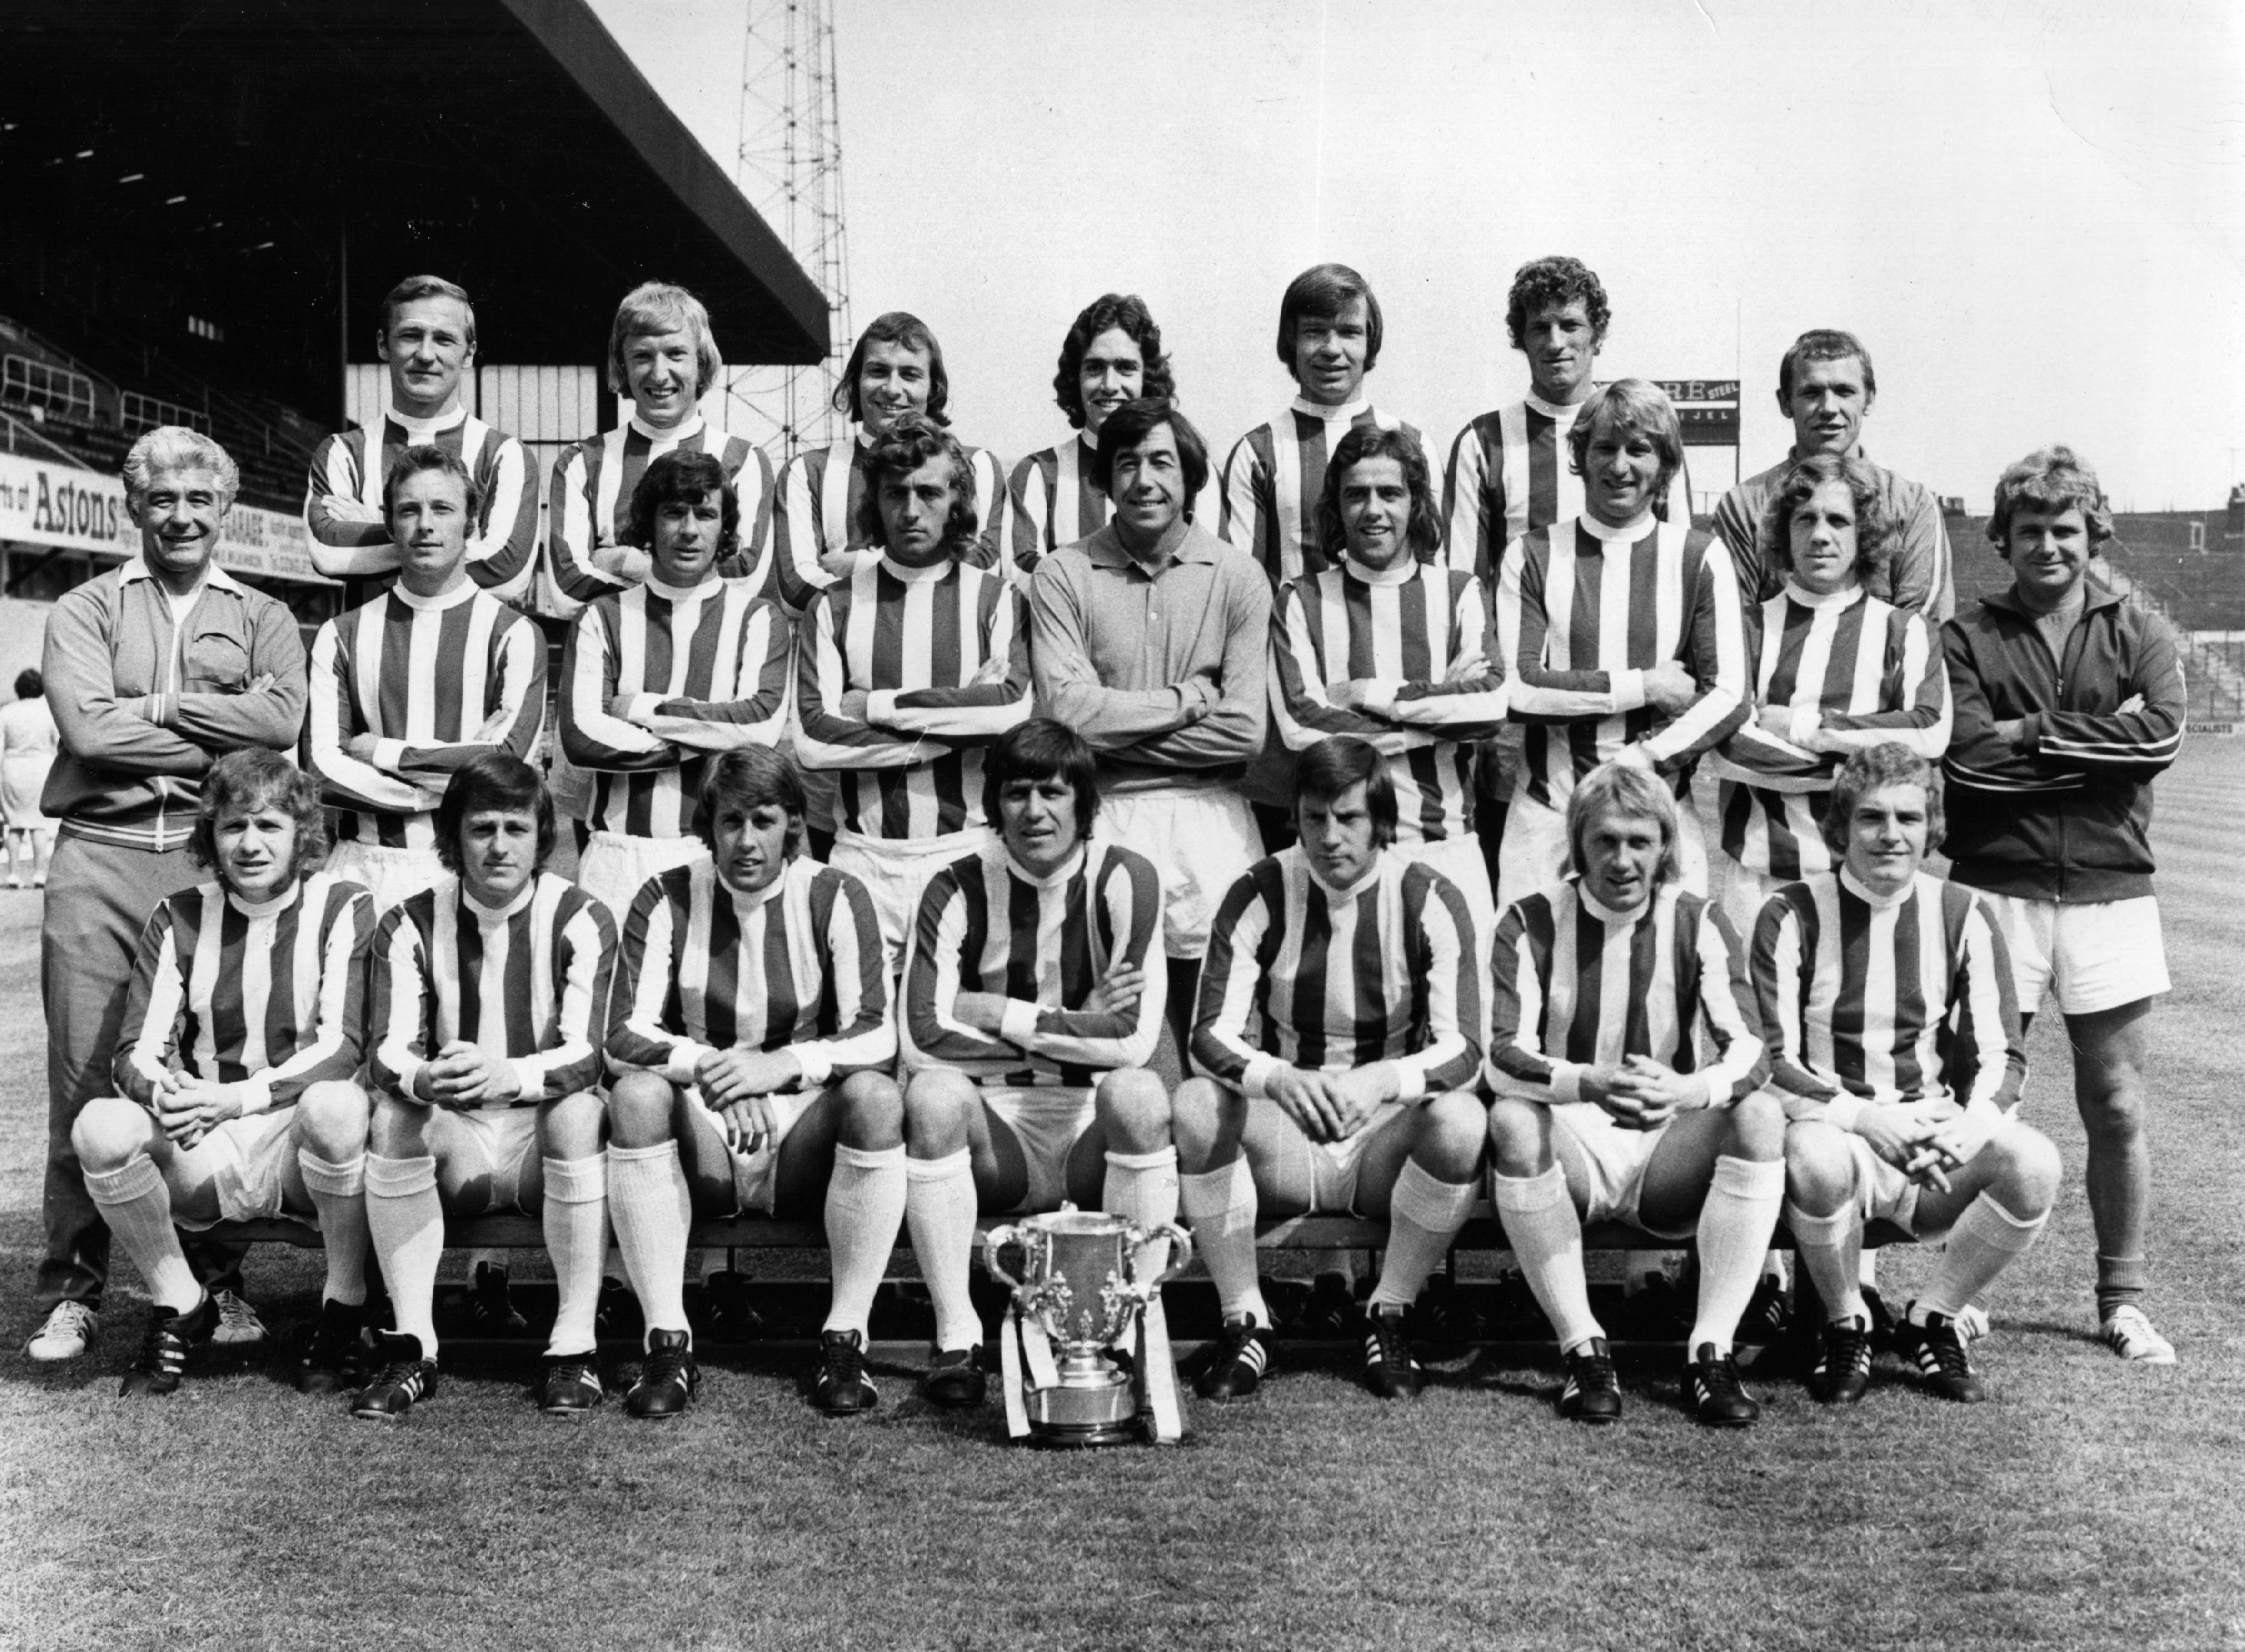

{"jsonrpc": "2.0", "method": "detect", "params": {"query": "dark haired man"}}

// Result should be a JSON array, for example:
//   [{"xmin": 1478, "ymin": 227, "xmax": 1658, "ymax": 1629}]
[
  {"xmin": 71, "ymin": 747, "xmax": 374, "ymax": 1396},
  {"xmin": 354, "ymin": 756, "xmax": 617, "ymax": 1420},
  {"xmin": 605, "ymin": 747, "xmax": 903, "ymax": 1416},
  {"xmin": 1176, "ymin": 737, "xmax": 1486, "ymax": 1402},
  {"xmin": 794, "ymin": 414, "xmax": 1033, "ymax": 964},
  {"xmin": 896, "ymin": 717, "xmax": 1171, "ymax": 1406},
  {"xmin": 305, "ymin": 446, "xmax": 546, "ymax": 915},
  {"xmin": 304, "ymin": 275, "xmax": 538, "ymax": 608},
  {"xmin": 1008, "ymin": 293, "xmax": 1177, "ymax": 579},
  {"xmin": 1712, "ymin": 329, "xmax": 1951, "ymax": 621},
  {"xmin": 1030, "ymin": 397, "xmax": 1270, "ymax": 1051}
]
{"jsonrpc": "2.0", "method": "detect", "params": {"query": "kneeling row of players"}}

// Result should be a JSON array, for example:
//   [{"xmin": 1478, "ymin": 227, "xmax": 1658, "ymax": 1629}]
[{"xmin": 81, "ymin": 721, "xmax": 2052, "ymax": 1429}]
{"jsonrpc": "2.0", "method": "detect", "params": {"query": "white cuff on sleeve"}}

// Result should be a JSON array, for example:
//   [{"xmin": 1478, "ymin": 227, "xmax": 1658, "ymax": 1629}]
[
  {"xmin": 508, "ymin": 1058, "xmax": 547, "ymax": 1102},
  {"xmin": 371, "ymin": 738, "xmax": 407, "ymax": 773},
  {"xmin": 793, "ymin": 1046, "xmax": 834, "ymax": 1088},
  {"xmin": 1388, "ymin": 1057, "xmax": 1428, "ymax": 1103},
  {"xmin": 1357, "ymin": 681, "xmax": 1399, "ymax": 714},
  {"xmin": 664, "ymin": 1042, "xmax": 713, "ymax": 1087},
  {"xmin": 236, "ymin": 1077, "xmax": 275, "ymax": 1116},
  {"xmin": 1549, "ymin": 1063, "xmax": 1584, "ymax": 1106},
  {"xmin": 1240, "ymin": 1054, "xmax": 1283, "ymax": 1100},
  {"xmin": 1613, "ymin": 670, "xmax": 1648, "ymax": 713},
  {"xmin": 1788, "ymin": 705, "xmax": 1823, "ymax": 744},
  {"xmin": 1826, "ymin": 1092, "xmax": 1866, "ymax": 1133},
  {"xmin": 626, "ymin": 694, "xmax": 665, "ymax": 726},
  {"xmin": 999, "ymin": 999, "xmax": 1042, "ymax": 1047},
  {"xmin": 864, "ymin": 688, "xmax": 900, "ymax": 726}
]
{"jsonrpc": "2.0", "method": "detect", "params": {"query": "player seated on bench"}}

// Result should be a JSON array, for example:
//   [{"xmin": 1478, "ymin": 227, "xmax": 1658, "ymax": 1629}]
[
  {"xmin": 1757, "ymin": 744, "xmax": 2058, "ymax": 1404},
  {"xmin": 1177, "ymin": 734, "xmax": 1486, "ymax": 1403},
  {"xmin": 897, "ymin": 717, "xmax": 1172, "ymax": 1412},
  {"xmin": 603, "ymin": 746, "xmax": 903, "ymax": 1419},
  {"xmin": 73, "ymin": 748, "xmax": 375, "ymax": 1397},
  {"xmin": 355, "ymin": 755, "xmax": 618, "ymax": 1421},
  {"xmin": 1484, "ymin": 759, "xmax": 1781, "ymax": 1428}
]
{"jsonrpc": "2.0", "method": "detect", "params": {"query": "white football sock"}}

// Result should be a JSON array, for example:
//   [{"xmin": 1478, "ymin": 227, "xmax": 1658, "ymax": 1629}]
[
  {"xmin": 297, "ymin": 1149, "xmax": 369, "ymax": 1308},
  {"xmin": 1785, "ymin": 1199, "xmax": 1867, "ymax": 1327},
  {"xmin": 1689, "ymin": 1155, "xmax": 1785, "ymax": 1354},
  {"xmin": 1369, "ymin": 1159, "xmax": 1477, "ymax": 1312},
  {"xmin": 824, "ymin": 1144, "xmax": 907, "ymax": 1340},
  {"xmin": 84, "ymin": 1155, "xmax": 201, "ymax": 1315},
  {"xmin": 606, "ymin": 1141, "xmax": 692, "ymax": 1347},
  {"xmin": 541, "ymin": 1155, "xmax": 607, "ymax": 1358},
  {"xmin": 1102, "ymin": 1146, "xmax": 1180, "ymax": 1280},
  {"xmin": 365, "ymin": 1153, "xmax": 444, "ymax": 1357},
  {"xmin": 1177, "ymin": 1157, "xmax": 1268, "ymax": 1326},
  {"xmin": 1920, "ymin": 1192, "xmax": 2047, "ymax": 1321},
  {"xmin": 1492, "ymin": 1164, "xmax": 1602, "ymax": 1354},
  {"xmin": 905, "ymin": 1149, "xmax": 981, "ymax": 1353}
]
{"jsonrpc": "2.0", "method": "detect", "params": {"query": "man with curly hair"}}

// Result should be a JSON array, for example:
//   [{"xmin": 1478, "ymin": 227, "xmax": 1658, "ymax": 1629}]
[
  {"xmin": 69, "ymin": 748, "xmax": 375, "ymax": 1396},
  {"xmin": 1008, "ymin": 293, "xmax": 1177, "ymax": 579}
]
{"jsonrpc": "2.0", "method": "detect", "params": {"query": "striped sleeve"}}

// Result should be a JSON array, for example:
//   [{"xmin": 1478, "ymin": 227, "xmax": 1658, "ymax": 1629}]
[
  {"xmin": 247, "ymin": 885, "xmax": 375, "ymax": 1111},
  {"xmin": 867, "ymin": 583, "xmax": 1035, "ymax": 740},
  {"xmin": 545, "ymin": 442, "xmax": 625, "ymax": 609},
  {"xmin": 1494, "ymin": 536, "xmax": 1638, "ymax": 720},
  {"xmin": 900, "ymin": 861, "xmax": 1009, "ymax": 1069},
  {"xmin": 368, "ymin": 905, "xmax": 436, "ymax": 1101},
  {"xmin": 717, "ymin": 446, "xmax": 779, "ymax": 597},
  {"xmin": 560, "ymin": 603, "xmax": 669, "ymax": 770},
  {"xmin": 1006, "ymin": 849, "xmax": 1167, "ymax": 1071},
  {"xmin": 507, "ymin": 892, "xmax": 616, "ymax": 1102},
  {"xmin": 791, "ymin": 588, "xmax": 926, "ymax": 770},
  {"xmin": 1378, "ymin": 576, "xmax": 1510, "ymax": 734},
  {"xmin": 1008, "ymin": 451, "xmax": 1052, "ymax": 582},
  {"xmin": 1269, "ymin": 579, "xmax": 1418, "ymax": 753},
  {"xmin": 305, "ymin": 618, "xmax": 425, "ymax": 813},
  {"xmin": 966, "ymin": 447, "xmax": 1011, "ymax": 575},
  {"xmin": 1484, "ymin": 895, "xmax": 1578, "ymax": 1104},
  {"xmin": 1814, "ymin": 609, "xmax": 1952, "ymax": 757},
  {"xmin": 381, "ymin": 611, "xmax": 546, "ymax": 781},
  {"xmin": 114, "ymin": 904, "xmax": 187, "ymax": 1107},
  {"xmin": 1950, "ymin": 892, "xmax": 2026, "ymax": 1125},
  {"xmin": 606, "ymin": 877, "xmax": 702, "ymax": 1084},
  {"xmin": 1190, "ymin": 863, "xmax": 1283, "ymax": 1096},
  {"xmin": 1391, "ymin": 866, "xmax": 1481, "ymax": 1100},
  {"xmin": 1439, "ymin": 419, "xmax": 1499, "ymax": 583},
  {"xmin": 796, "ymin": 868, "xmax": 896, "ymax": 1085},
  {"xmin": 1689, "ymin": 901, "xmax": 1769, "ymax": 1106},
  {"xmin": 771, "ymin": 448, "xmax": 841, "ymax": 618},
  {"xmin": 1887, "ymin": 483, "xmax": 1954, "ymax": 623},
  {"xmin": 1217, "ymin": 430, "xmax": 1275, "ymax": 575},
  {"xmin": 1640, "ymin": 533, "xmax": 1750, "ymax": 769},
  {"xmin": 467, "ymin": 432, "xmax": 539, "ymax": 604},
  {"xmin": 304, "ymin": 430, "xmax": 389, "ymax": 552},
  {"xmin": 1748, "ymin": 889, "xmax": 1845, "ymax": 1119},
  {"xmin": 641, "ymin": 599, "xmax": 795, "ymax": 753}
]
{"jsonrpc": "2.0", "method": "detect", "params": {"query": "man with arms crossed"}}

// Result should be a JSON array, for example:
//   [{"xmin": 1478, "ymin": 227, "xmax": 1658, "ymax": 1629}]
[
  {"xmin": 897, "ymin": 717, "xmax": 1171, "ymax": 1407},
  {"xmin": 303, "ymin": 274, "xmax": 538, "ymax": 608},
  {"xmin": 1940, "ymin": 446, "xmax": 2184, "ymax": 1363},
  {"xmin": 28, "ymin": 427, "xmax": 305, "ymax": 1363},
  {"xmin": 1760, "ymin": 744, "xmax": 2058, "ymax": 1403},
  {"xmin": 1484, "ymin": 761, "xmax": 1779, "ymax": 1426},
  {"xmin": 605, "ymin": 747, "xmax": 903, "ymax": 1416},
  {"xmin": 1177, "ymin": 736, "xmax": 1486, "ymax": 1402}
]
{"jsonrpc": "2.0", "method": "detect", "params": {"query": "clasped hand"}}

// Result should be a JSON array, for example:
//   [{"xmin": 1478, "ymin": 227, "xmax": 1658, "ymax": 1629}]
[
  {"xmin": 411, "ymin": 1040, "xmax": 524, "ymax": 1110},
  {"xmin": 1578, "ymin": 1056, "xmax": 1702, "ymax": 1130},
  {"xmin": 1265, "ymin": 1065, "xmax": 1393, "ymax": 1144},
  {"xmin": 694, "ymin": 1047, "xmax": 802, "ymax": 1154},
  {"xmin": 148, "ymin": 1072, "xmax": 249, "ymax": 1149}
]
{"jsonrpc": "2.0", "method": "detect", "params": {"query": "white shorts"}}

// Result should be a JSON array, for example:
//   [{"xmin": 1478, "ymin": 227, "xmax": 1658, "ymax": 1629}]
[
  {"xmin": 1550, "ymin": 1103, "xmax": 1694, "ymax": 1240},
  {"xmin": 1496, "ymin": 783, "xmax": 1709, "ymax": 915},
  {"xmin": 576, "ymin": 830, "xmax": 709, "ymax": 925},
  {"xmin": 168, "ymin": 1109, "xmax": 305, "ymax": 1231},
  {"xmin": 692, "ymin": 1087, "xmax": 820, "ymax": 1216},
  {"xmin": 983, "ymin": 1085, "xmax": 1097, "ymax": 1215},
  {"xmin": 1844, "ymin": 1134, "xmax": 1926, "ymax": 1239},
  {"xmin": 434, "ymin": 1107, "xmax": 542, "ymax": 1214},
  {"xmin": 1250, "ymin": 1096, "xmax": 1409, "ymax": 1217},
  {"xmin": 1395, "ymin": 832, "xmax": 1499, "ymax": 957},
  {"xmin": 830, "ymin": 826, "xmax": 995, "ymax": 969},
  {"xmin": 1099, "ymin": 786, "xmax": 1260, "ymax": 959},
  {"xmin": 327, "ymin": 840, "xmax": 447, "ymax": 915},
  {"xmin": 1976, "ymin": 891, "xmax": 2169, "ymax": 1017}
]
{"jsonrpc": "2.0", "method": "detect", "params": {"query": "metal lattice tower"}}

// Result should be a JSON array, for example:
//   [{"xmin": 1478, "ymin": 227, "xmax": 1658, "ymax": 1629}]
[{"xmin": 725, "ymin": 0, "xmax": 851, "ymax": 460}]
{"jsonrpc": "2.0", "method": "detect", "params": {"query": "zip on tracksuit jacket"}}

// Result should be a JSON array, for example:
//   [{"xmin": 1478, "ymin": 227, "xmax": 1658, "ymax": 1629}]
[{"xmin": 1940, "ymin": 581, "xmax": 2185, "ymax": 904}]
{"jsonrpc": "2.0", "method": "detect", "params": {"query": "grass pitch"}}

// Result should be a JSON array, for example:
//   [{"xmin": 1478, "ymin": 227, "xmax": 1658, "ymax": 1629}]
[{"xmin": 5, "ymin": 744, "xmax": 2244, "ymax": 1650}]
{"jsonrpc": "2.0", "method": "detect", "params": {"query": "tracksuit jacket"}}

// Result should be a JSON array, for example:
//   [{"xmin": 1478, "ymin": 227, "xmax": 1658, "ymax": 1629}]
[{"xmin": 1939, "ymin": 581, "xmax": 2185, "ymax": 904}]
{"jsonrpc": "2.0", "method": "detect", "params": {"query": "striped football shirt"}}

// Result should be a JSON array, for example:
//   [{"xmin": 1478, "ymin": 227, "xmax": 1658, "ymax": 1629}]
[
  {"xmin": 560, "ymin": 575, "xmax": 793, "ymax": 839},
  {"xmin": 1008, "ymin": 432, "xmax": 1108, "ymax": 581},
  {"xmin": 1193, "ymin": 846, "xmax": 1482, "ymax": 1100},
  {"xmin": 793, "ymin": 554, "xmax": 1033, "ymax": 839},
  {"xmin": 606, "ymin": 856, "xmax": 894, "ymax": 1089},
  {"xmin": 115, "ymin": 872, "xmax": 375, "ymax": 1113},
  {"xmin": 305, "ymin": 582, "xmax": 546, "ymax": 852},
  {"xmin": 543, "ymin": 414, "xmax": 776, "ymax": 614},
  {"xmin": 1494, "ymin": 513, "xmax": 1748, "ymax": 808},
  {"xmin": 1269, "ymin": 556, "xmax": 1509, "ymax": 843},
  {"xmin": 901, "ymin": 836, "xmax": 1165, "ymax": 1084},
  {"xmin": 1749, "ymin": 869, "xmax": 2022, "ymax": 1126},
  {"xmin": 1485, "ymin": 879, "xmax": 1767, "ymax": 1106},
  {"xmin": 1711, "ymin": 583, "xmax": 1951, "ymax": 879},
  {"xmin": 771, "ymin": 432, "xmax": 1010, "ymax": 616},
  {"xmin": 368, "ymin": 872, "xmax": 616, "ymax": 1106},
  {"xmin": 1220, "ymin": 397, "xmax": 1418, "ymax": 589}
]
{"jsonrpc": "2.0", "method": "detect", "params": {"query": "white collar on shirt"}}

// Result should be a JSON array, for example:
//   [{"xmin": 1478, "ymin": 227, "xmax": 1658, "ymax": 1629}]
[
  {"xmin": 464, "ymin": 878, "xmax": 539, "ymax": 926},
  {"xmin": 1289, "ymin": 394, "xmax": 1370, "ymax": 424},
  {"xmin": 229, "ymin": 878, "xmax": 305, "ymax": 920},
  {"xmin": 630, "ymin": 411, "xmax": 705, "ymax": 444},
  {"xmin": 1577, "ymin": 511, "xmax": 1656, "ymax": 545},
  {"xmin": 725, "ymin": 865, "xmax": 791, "ymax": 913},
  {"xmin": 1305, "ymin": 846, "xmax": 1388, "ymax": 901},
  {"xmin": 1005, "ymin": 840, "xmax": 1089, "ymax": 890},
  {"xmin": 1345, "ymin": 555, "xmax": 1420, "ymax": 587},
  {"xmin": 121, "ymin": 556, "xmax": 245, "ymax": 599},
  {"xmin": 1781, "ymin": 579, "xmax": 1867, "ymax": 612},
  {"xmin": 1576, "ymin": 880, "xmax": 1651, "ymax": 926},
  {"xmin": 1078, "ymin": 426, "xmax": 1101, "ymax": 453},
  {"xmin": 392, "ymin": 577, "xmax": 480, "ymax": 613},
  {"xmin": 877, "ymin": 553, "xmax": 955, "ymax": 584},
  {"xmin": 1838, "ymin": 865, "xmax": 1916, "ymax": 912},
  {"xmin": 389, "ymin": 404, "xmax": 468, "ymax": 440},
  {"xmin": 1524, "ymin": 391, "xmax": 1593, "ymax": 422},
  {"xmin": 645, "ymin": 573, "xmax": 721, "ymax": 603}
]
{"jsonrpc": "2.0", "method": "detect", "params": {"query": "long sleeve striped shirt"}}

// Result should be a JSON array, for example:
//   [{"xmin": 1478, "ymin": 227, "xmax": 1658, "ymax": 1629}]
[
  {"xmin": 1748, "ymin": 869, "xmax": 2023, "ymax": 1129},
  {"xmin": 560, "ymin": 576, "xmax": 792, "ymax": 839},
  {"xmin": 1193, "ymin": 846, "xmax": 1481, "ymax": 1101},
  {"xmin": 770, "ymin": 431, "xmax": 1009, "ymax": 616},
  {"xmin": 1711, "ymin": 582, "xmax": 1950, "ymax": 880},
  {"xmin": 1495, "ymin": 513, "xmax": 1749, "ymax": 807},
  {"xmin": 1486, "ymin": 879, "xmax": 1767, "ymax": 1108},
  {"xmin": 901, "ymin": 837, "xmax": 1165, "ymax": 1084},
  {"xmin": 543, "ymin": 415, "xmax": 775, "ymax": 615},
  {"xmin": 1220, "ymin": 397, "xmax": 1417, "ymax": 589},
  {"xmin": 115, "ymin": 872, "xmax": 374, "ymax": 1114},
  {"xmin": 1441, "ymin": 393, "xmax": 1692, "ymax": 586},
  {"xmin": 792, "ymin": 554, "xmax": 1032, "ymax": 839},
  {"xmin": 302, "ymin": 407, "xmax": 539, "ymax": 608},
  {"xmin": 368, "ymin": 872, "xmax": 615, "ymax": 1106},
  {"xmin": 1269, "ymin": 556, "xmax": 1508, "ymax": 843},
  {"xmin": 305, "ymin": 582, "xmax": 546, "ymax": 852},
  {"xmin": 1712, "ymin": 449, "xmax": 1953, "ymax": 624},
  {"xmin": 1008, "ymin": 431, "xmax": 1108, "ymax": 583},
  {"xmin": 606, "ymin": 856, "xmax": 894, "ymax": 1090}
]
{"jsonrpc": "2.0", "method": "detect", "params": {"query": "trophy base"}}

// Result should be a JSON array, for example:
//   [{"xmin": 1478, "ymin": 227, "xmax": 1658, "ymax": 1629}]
[
  {"xmin": 1024, "ymin": 1418, "xmax": 1146, "ymax": 1450},
  {"xmin": 1023, "ymin": 1374, "xmax": 1138, "ymax": 1448}
]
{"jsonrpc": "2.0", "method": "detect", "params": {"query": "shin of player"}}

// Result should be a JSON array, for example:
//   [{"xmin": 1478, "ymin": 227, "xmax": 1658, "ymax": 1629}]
[
  {"xmin": 1484, "ymin": 761, "xmax": 1780, "ymax": 1426},
  {"xmin": 356, "ymin": 757, "xmax": 617, "ymax": 1420},
  {"xmin": 73, "ymin": 750, "xmax": 375, "ymax": 1396},
  {"xmin": 1174, "ymin": 737, "xmax": 1487, "ymax": 1403},
  {"xmin": 604, "ymin": 747, "xmax": 904, "ymax": 1417},
  {"xmin": 1764, "ymin": 747, "xmax": 2059, "ymax": 1403},
  {"xmin": 897, "ymin": 717, "xmax": 1172, "ymax": 1409}
]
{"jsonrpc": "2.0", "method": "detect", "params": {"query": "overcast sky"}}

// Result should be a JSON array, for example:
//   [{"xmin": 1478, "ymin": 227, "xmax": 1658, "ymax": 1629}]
[{"xmin": 590, "ymin": 0, "xmax": 2245, "ymax": 513}]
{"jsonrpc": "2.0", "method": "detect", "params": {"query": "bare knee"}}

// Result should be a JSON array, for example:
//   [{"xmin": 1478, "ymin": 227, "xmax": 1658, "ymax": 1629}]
[
  {"xmin": 1725, "ymin": 1090, "xmax": 1787, "ymax": 1162},
  {"xmin": 1989, "ymin": 1122, "xmax": 2062, "ymax": 1218},
  {"xmin": 72, "ymin": 1096, "xmax": 154, "ymax": 1173},
  {"xmin": 368, "ymin": 1094, "xmax": 433, "ymax": 1159},
  {"xmin": 294, "ymin": 1080, "xmax": 370, "ymax": 1162},
  {"xmin": 1784, "ymin": 1120, "xmax": 1857, "ymax": 1215},
  {"xmin": 2075, "ymin": 1082, "xmax": 2146, "ymax": 1147},
  {"xmin": 1095, "ymin": 1068, "xmax": 1172, "ymax": 1156},
  {"xmin": 539, "ymin": 1089, "xmax": 607, "ymax": 1160},
  {"xmin": 1485, "ymin": 1096, "xmax": 1550, "ymax": 1178},
  {"xmin": 1168, "ymin": 1077, "xmax": 1237, "ymax": 1171},
  {"xmin": 1413, "ymin": 1090, "xmax": 1489, "ymax": 1182},
  {"xmin": 607, "ymin": 1071, "xmax": 680, "ymax": 1149},
  {"xmin": 837, "ymin": 1070, "xmax": 904, "ymax": 1149},
  {"xmin": 903, "ymin": 1067, "xmax": 976, "ymax": 1157}
]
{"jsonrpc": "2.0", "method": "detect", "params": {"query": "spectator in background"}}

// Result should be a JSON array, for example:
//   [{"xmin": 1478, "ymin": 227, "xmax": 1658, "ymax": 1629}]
[
  {"xmin": 0, "ymin": 668, "xmax": 59, "ymax": 888},
  {"xmin": 25, "ymin": 427, "xmax": 307, "ymax": 1363}
]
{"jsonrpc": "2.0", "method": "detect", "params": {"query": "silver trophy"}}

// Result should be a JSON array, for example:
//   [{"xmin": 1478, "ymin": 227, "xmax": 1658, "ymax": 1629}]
[{"xmin": 983, "ymin": 1204, "xmax": 1193, "ymax": 1446}]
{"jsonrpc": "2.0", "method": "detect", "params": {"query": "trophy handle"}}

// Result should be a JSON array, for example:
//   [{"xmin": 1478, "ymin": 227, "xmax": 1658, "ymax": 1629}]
[
  {"xmin": 982, "ymin": 1223, "xmax": 1029, "ymax": 1294},
  {"xmin": 1124, "ymin": 1220, "xmax": 1193, "ymax": 1293}
]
